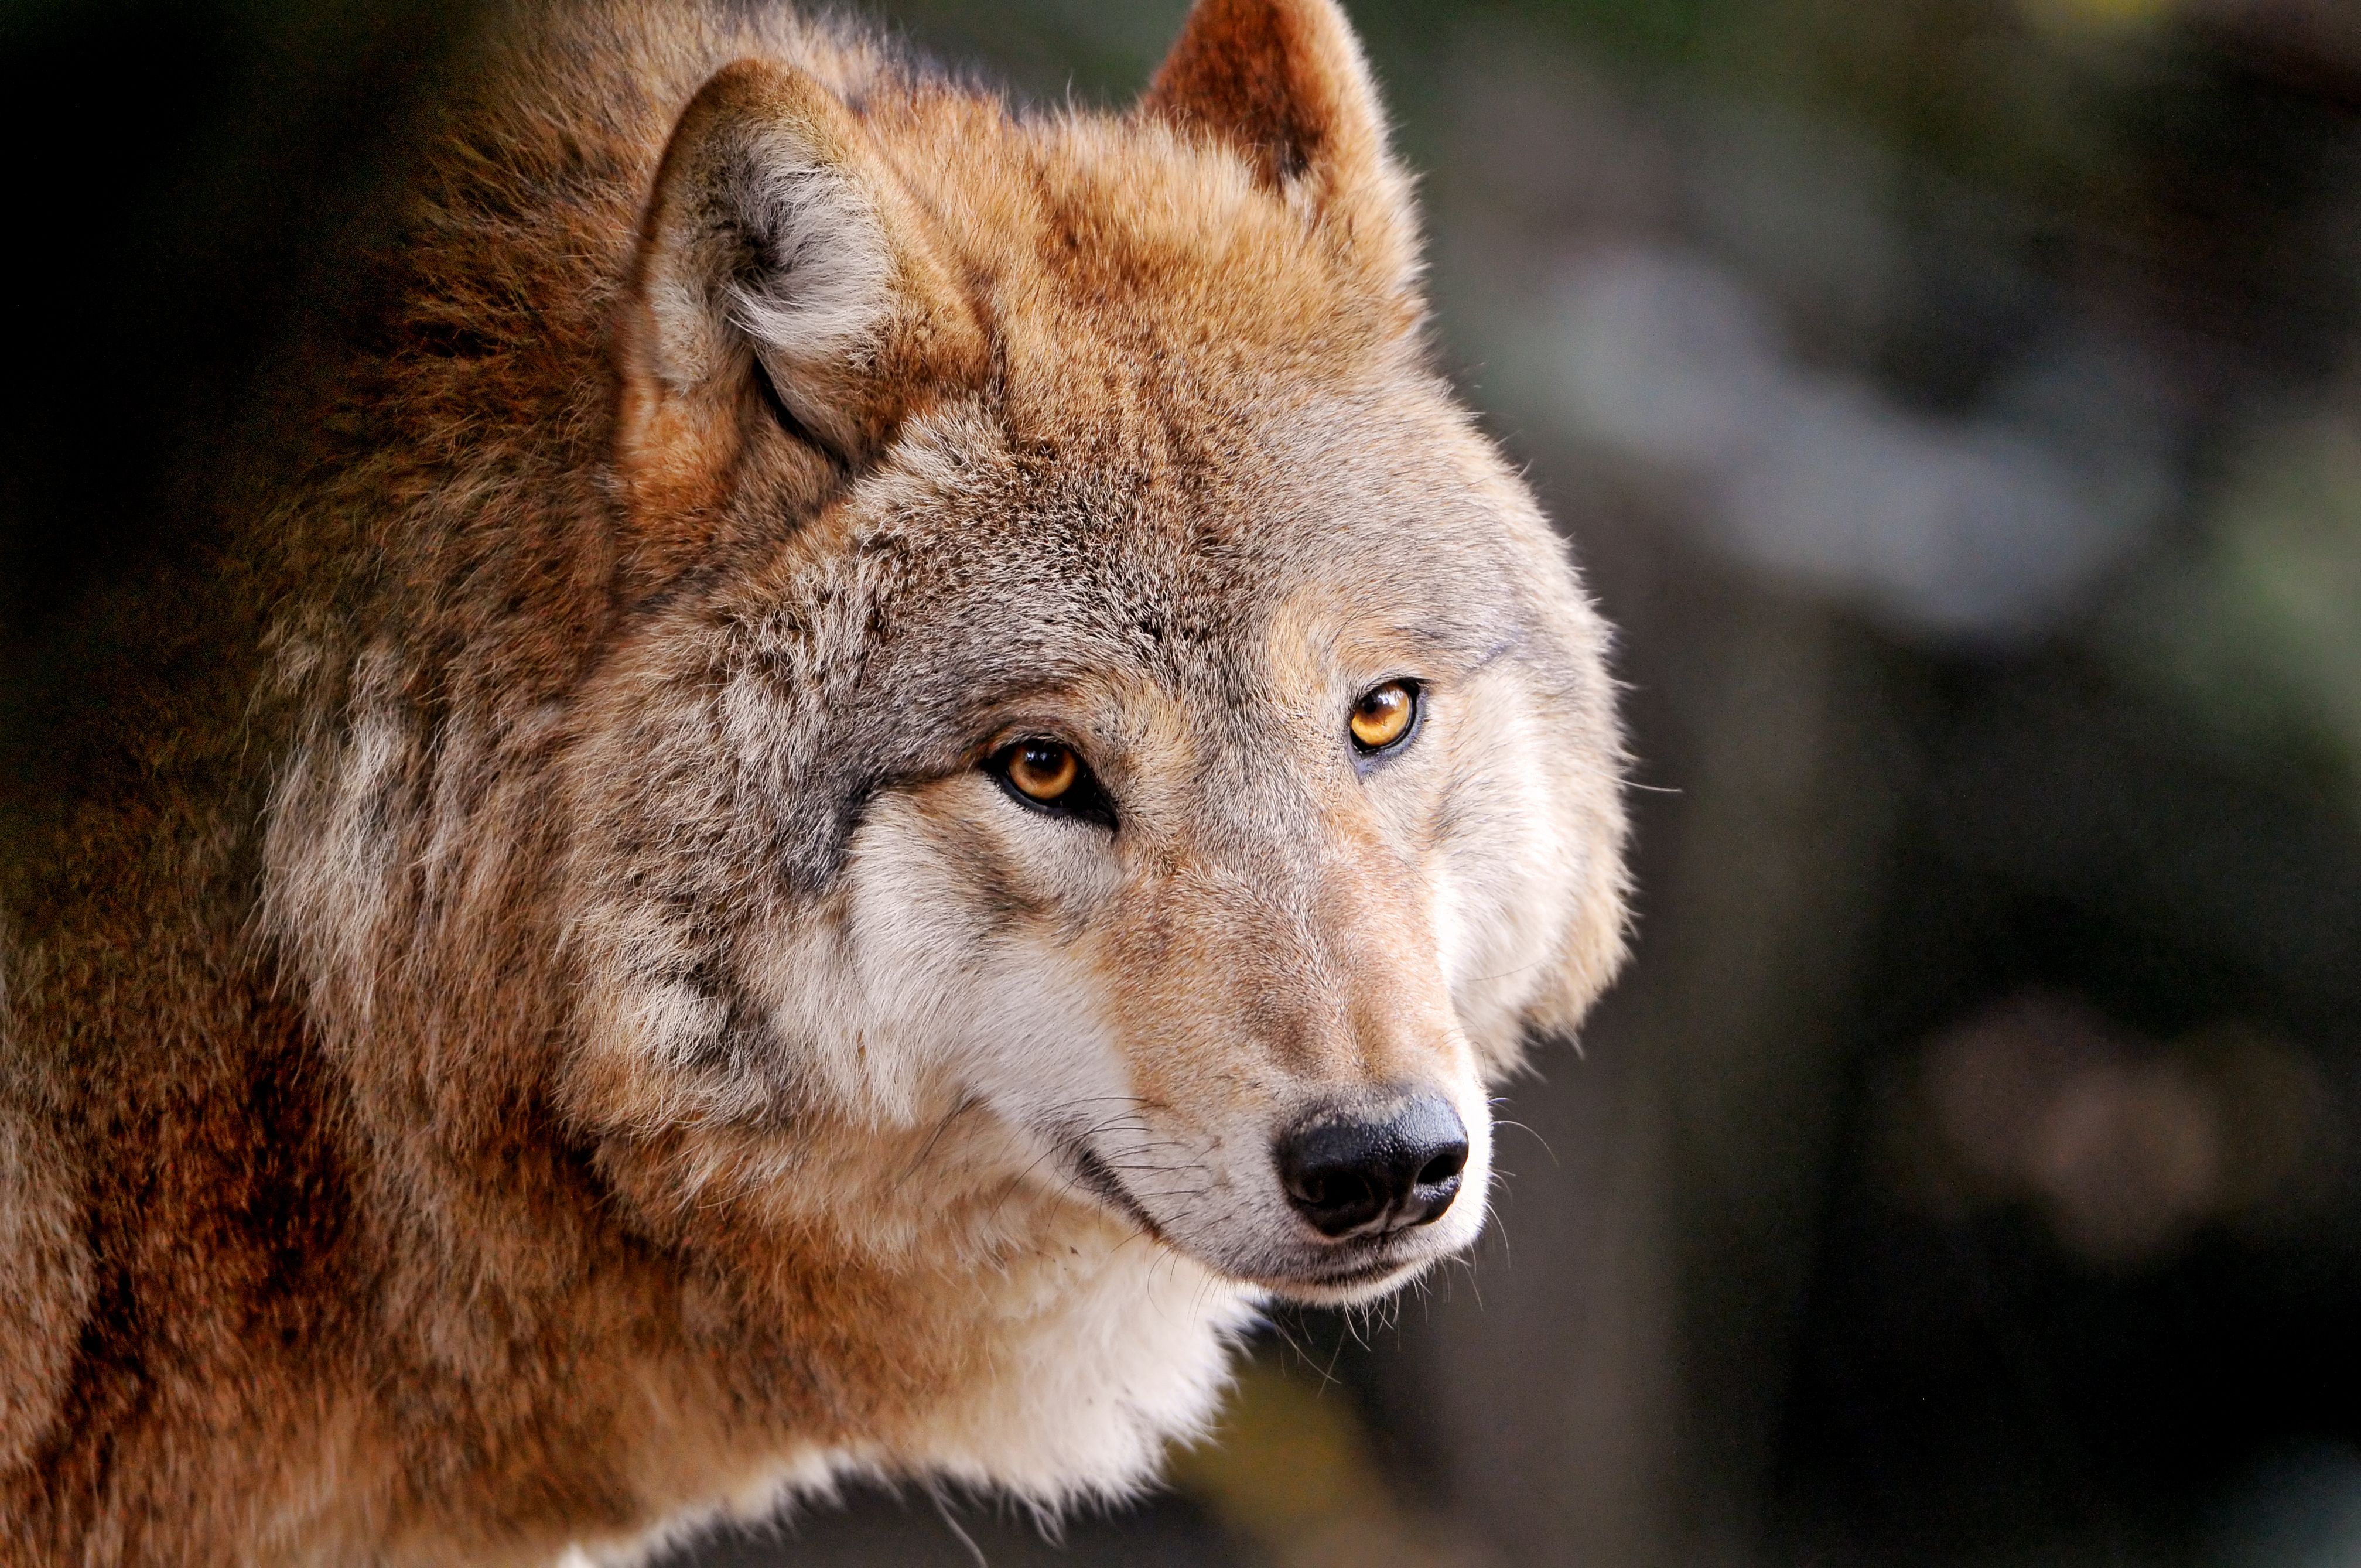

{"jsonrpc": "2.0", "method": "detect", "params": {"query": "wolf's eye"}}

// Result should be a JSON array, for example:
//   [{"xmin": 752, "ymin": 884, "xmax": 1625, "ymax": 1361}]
[
  {"xmin": 1006, "ymin": 741, "xmax": 1079, "ymax": 802},
  {"xmin": 1348, "ymin": 681, "xmax": 1421, "ymax": 754},
  {"xmin": 989, "ymin": 739, "xmax": 1118, "ymax": 828}
]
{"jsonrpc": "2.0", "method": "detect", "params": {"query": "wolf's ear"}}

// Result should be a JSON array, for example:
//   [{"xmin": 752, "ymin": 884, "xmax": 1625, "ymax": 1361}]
[
  {"xmin": 616, "ymin": 60, "xmax": 982, "ymax": 518},
  {"xmin": 1142, "ymin": 0, "xmax": 1419, "ymax": 303}
]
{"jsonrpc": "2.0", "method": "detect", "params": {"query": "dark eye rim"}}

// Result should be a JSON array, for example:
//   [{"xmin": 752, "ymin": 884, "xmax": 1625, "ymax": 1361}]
[
  {"xmin": 985, "ymin": 739, "xmax": 1119, "ymax": 830},
  {"xmin": 1349, "ymin": 678, "xmax": 1426, "ymax": 766}
]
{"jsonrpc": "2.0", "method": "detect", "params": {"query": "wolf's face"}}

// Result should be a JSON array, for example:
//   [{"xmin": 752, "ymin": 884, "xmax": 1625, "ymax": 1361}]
[{"xmin": 556, "ymin": 0, "xmax": 1626, "ymax": 1306}]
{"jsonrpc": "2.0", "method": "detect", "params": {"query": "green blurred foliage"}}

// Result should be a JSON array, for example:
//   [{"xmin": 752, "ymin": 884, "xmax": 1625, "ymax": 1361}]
[{"xmin": 2116, "ymin": 412, "xmax": 2361, "ymax": 806}]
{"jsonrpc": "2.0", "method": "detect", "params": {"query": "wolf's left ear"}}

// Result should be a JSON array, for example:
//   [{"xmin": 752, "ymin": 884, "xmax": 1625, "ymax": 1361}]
[
  {"xmin": 616, "ymin": 59, "xmax": 984, "ymax": 521},
  {"xmin": 1142, "ymin": 0, "xmax": 1420, "ymax": 307}
]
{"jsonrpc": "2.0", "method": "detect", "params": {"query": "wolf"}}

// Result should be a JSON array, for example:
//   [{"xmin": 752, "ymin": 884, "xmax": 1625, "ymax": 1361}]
[{"xmin": 0, "ymin": 0, "xmax": 1628, "ymax": 1561}]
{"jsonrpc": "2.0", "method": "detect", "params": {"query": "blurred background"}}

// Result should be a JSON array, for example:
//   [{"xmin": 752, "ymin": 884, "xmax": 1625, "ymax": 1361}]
[{"xmin": 7, "ymin": 0, "xmax": 2361, "ymax": 1562}]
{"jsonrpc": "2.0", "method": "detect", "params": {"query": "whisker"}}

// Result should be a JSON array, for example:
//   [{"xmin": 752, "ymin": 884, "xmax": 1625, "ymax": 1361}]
[{"xmin": 1491, "ymin": 1117, "xmax": 1559, "ymax": 1167}]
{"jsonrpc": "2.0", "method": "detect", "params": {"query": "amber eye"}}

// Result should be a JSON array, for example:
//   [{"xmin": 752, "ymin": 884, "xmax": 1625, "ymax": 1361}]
[
  {"xmin": 1348, "ymin": 680, "xmax": 1420, "ymax": 753},
  {"xmin": 988, "ymin": 737, "xmax": 1118, "ymax": 828},
  {"xmin": 1004, "ymin": 740, "xmax": 1079, "ymax": 802}
]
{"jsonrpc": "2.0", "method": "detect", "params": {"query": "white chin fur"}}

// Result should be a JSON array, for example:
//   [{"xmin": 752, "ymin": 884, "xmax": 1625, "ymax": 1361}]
[{"xmin": 890, "ymin": 1236, "xmax": 1264, "ymax": 1502}]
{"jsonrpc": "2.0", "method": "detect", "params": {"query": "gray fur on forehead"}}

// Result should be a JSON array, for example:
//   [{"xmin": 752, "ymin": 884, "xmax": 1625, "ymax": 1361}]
[{"xmin": 865, "ymin": 380, "xmax": 1528, "ymax": 647}]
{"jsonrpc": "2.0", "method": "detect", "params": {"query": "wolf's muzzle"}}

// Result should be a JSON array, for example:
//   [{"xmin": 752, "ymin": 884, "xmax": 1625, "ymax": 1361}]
[{"xmin": 1276, "ymin": 1092, "xmax": 1468, "ymax": 1239}]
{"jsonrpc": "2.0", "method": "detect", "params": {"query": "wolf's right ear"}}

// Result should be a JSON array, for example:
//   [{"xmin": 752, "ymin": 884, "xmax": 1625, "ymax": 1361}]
[{"xmin": 616, "ymin": 60, "xmax": 983, "ymax": 521}]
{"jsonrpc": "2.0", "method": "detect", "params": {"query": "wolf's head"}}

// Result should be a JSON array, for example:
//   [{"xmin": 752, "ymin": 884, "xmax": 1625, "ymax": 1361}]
[{"xmin": 549, "ymin": 0, "xmax": 1628, "ymax": 1306}]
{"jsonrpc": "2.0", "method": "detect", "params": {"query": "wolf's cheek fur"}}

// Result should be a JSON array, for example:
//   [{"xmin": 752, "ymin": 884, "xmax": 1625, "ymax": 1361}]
[
  {"xmin": 794, "ymin": 784, "xmax": 1133, "ymax": 1130},
  {"xmin": 1421, "ymin": 660, "xmax": 1617, "ymax": 1074}
]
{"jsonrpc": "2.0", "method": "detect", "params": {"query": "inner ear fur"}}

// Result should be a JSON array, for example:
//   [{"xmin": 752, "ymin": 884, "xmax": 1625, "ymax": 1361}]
[
  {"xmin": 1142, "ymin": 0, "xmax": 1420, "ymax": 306},
  {"xmin": 615, "ymin": 59, "xmax": 982, "ymax": 521}
]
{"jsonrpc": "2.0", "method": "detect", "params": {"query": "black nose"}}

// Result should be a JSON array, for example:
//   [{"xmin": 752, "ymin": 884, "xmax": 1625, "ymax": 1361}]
[{"xmin": 1277, "ymin": 1094, "xmax": 1470, "ymax": 1239}]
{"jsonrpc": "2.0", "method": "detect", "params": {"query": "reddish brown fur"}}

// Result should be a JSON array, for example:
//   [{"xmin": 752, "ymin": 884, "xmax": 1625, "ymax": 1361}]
[{"xmin": 0, "ymin": 2, "xmax": 1629, "ymax": 1562}]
